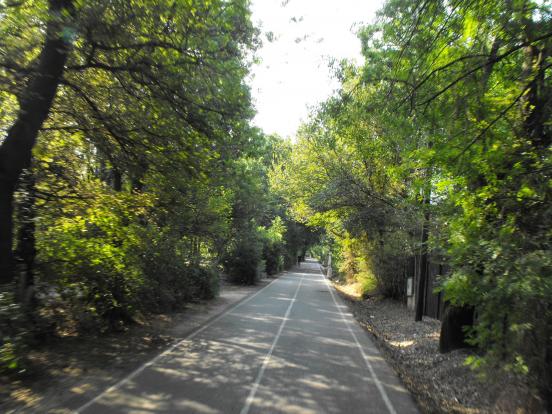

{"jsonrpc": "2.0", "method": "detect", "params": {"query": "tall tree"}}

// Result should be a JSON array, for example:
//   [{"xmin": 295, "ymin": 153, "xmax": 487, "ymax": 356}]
[
  {"xmin": 0, "ymin": 0, "xmax": 74, "ymax": 282},
  {"xmin": 0, "ymin": 0, "xmax": 257, "ymax": 284}
]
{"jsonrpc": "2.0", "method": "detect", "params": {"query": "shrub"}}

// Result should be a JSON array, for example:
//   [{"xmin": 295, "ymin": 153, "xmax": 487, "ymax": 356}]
[
  {"xmin": 368, "ymin": 231, "xmax": 412, "ymax": 300},
  {"xmin": 137, "ymin": 227, "xmax": 193, "ymax": 312},
  {"xmin": 444, "ymin": 212, "xmax": 552, "ymax": 403},
  {"xmin": 223, "ymin": 227, "xmax": 263, "ymax": 285},
  {"xmin": 189, "ymin": 266, "xmax": 220, "ymax": 301},
  {"xmin": 260, "ymin": 217, "xmax": 287, "ymax": 275},
  {"xmin": 37, "ymin": 192, "xmax": 145, "ymax": 330},
  {"xmin": 263, "ymin": 243, "xmax": 284, "ymax": 275},
  {"xmin": 0, "ymin": 290, "xmax": 29, "ymax": 374},
  {"xmin": 358, "ymin": 271, "xmax": 378, "ymax": 297}
]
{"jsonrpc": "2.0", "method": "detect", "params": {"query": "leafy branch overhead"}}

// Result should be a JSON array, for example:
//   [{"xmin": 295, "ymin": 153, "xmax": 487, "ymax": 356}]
[
  {"xmin": 0, "ymin": 0, "xmax": 316, "ymax": 376},
  {"xmin": 271, "ymin": 0, "xmax": 551, "ymax": 407}
]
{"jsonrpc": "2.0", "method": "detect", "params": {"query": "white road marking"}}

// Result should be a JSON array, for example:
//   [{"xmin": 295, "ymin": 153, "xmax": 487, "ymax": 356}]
[
  {"xmin": 240, "ymin": 276, "xmax": 304, "ymax": 414},
  {"xmin": 75, "ymin": 276, "xmax": 283, "ymax": 414},
  {"xmin": 321, "ymin": 266, "xmax": 398, "ymax": 414},
  {"xmin": 76, "ymin": 265, "xmax": 400, "ymax": 414}
]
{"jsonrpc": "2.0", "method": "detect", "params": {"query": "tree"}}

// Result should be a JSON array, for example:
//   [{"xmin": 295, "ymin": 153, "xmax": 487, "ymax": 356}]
[
  {"xmin": 0, "ymin": 0, "xmax": 74, "ymax": 282},
  {"xmin": 0, "ymin": 0, "xmax": 257, "ymax": 284},
  {"xmin": 369, "ymin": 0, "xmax": 551, "ymax": 402},
  {"xmin": 274, "ymin": 0, "xmax": 551, "ymax": 405}
]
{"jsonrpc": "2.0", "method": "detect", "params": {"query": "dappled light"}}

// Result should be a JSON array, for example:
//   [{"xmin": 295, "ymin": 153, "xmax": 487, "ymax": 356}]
[
  {"xmin": 74, "ymin": 262, "xmax": 416, "ymax": 414},
  {"xmin": 1, "ymin": 0, "xmax": 550, "ymax": 413}
]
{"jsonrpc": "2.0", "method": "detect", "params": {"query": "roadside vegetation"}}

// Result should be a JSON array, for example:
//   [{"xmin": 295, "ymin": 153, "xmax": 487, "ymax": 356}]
[
  {"xmin": 0, "ymin": 0, "xmax": 315, "ymax": 378},
  {"xmin": 271, "ymin": 0, "xmax": 551, "ymax": 409},
  {"xmin": 0, "ymin": 0, "xmax": 550, "ymax": 411}
]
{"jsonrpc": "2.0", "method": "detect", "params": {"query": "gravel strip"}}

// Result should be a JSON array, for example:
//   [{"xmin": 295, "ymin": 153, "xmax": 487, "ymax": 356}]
[{"xmin": 335, "ymin": 290, "xmax": 543, "ymax": 414}]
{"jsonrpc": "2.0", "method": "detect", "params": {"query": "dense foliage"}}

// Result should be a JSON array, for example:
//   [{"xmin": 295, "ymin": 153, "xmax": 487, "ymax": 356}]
[
  {"xmin": 271, "ymin": 0, "xmax": 551, "ymax": 406},
  {"xmin": 0, "ymin": 0, "xmax": 313, "ymax": 374},
  {"xmin": 0, "ymin": 0, "xmax": 550, "ymax": 408}
]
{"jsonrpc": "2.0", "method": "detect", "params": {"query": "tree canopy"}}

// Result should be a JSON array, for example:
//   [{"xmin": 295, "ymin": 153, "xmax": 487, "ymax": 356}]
[
  {"xmin": 0, "ymin": 0, "xmax": 550, "ymax": 408},
  {"xmin": 271, "ymin": 0, "xmax": 551, "ymax": 405},
  {"xmin": 0, "ymin": 0, "xmax": 316, "ymax": 372}
]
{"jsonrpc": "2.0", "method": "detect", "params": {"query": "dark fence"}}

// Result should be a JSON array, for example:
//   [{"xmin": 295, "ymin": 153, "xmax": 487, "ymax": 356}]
[{"xmin": 406, "ymin": 256, "xmax": 447, "ymax": 320}]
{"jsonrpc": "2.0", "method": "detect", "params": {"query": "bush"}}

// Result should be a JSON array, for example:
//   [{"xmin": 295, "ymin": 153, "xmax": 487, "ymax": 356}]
[
  {"xmin": 189, "ymin": 266, "xmax": 220, "ymax": 300},
  {"xmin": 368, "ymin": 231, "xmax": 412, "ymax": 300},
  {"xmin": 223, "ymin": 227, "xmax": 263, "ymax": 285},
  {"xmin": 444, "ymin": 213, "xmax": 552, "ymax": 404},
  {"xmin": 37, "ymin": 193, "xmax": 144, "ymax": 330},
  {"xmin": 36, "ymin": 185, "xmax": 223, "ymax": 328},
  {"xmin": 371, "ymin": 247, "xmax": 408, "ymax": 299},
  {"xmin": 320, "ymin": 232, "xmax": 411, "ymax": 299},
  {"xmin": 260, "ymin": 217, "xmax": 286, "ymax": 275},
  {"xmin": 138, "ymin": 228, "xmax": 192, "ymax": 312},
  {"xmin": 358, "ymin": 271, "xmax": 378, "ymax": 297},
  {"xmin": 0, "ymin": 290, "xmax": 29, "ymax": 374},
  {"xmin": 137, "ymin": 226, "xmax": 221, "ymax": 311},
  {"xmin": 263, "ymin": 243, "xmax": 284, "ymax": 275}
]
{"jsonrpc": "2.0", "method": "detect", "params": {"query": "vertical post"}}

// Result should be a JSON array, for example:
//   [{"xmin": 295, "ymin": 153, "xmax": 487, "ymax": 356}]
[{"xmin": 415, "ymin": 194, "xmax": 430, "ymax": 322}]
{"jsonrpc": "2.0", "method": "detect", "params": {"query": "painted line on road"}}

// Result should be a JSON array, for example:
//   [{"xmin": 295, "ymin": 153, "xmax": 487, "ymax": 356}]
[
  {"xmin": 75, "ymin": 275, "xmax": 286, "ymax": 414},
  {"xmin": 320, "ymin": 265, "xmax": 398, "ymax": 414},
  {"xmin": 240, "ymin": 276, "xmax": 304, "ymax": 414}
]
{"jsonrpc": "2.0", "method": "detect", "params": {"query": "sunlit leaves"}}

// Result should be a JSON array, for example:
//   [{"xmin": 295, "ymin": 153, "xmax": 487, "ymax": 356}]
[{"xmin": 272, "ymin": 0, "xmax": 551, "ymax": 398}]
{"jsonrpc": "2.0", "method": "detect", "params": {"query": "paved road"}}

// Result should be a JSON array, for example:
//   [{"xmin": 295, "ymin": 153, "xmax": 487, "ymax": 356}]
[{"xmin": 77, "ymin": 260, "xmax": 419, "ymax": 414}]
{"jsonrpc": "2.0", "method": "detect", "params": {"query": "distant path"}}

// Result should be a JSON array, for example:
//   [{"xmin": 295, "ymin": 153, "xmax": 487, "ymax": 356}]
[{"xmin": 77, "ymin": 259, "xmax": 418, "ymax": 413}]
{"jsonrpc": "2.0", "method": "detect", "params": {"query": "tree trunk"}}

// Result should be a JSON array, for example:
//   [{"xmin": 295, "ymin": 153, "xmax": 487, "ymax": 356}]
[
  {"xmin": 439, "ymin": 304, "xmax": 475, "ymax": 353},
  {"xmin": 112, "ymin": 168, "xmax": 123, "ymax": 192},
  {"xmin": 15, "ymin": 168, "xmax": 37, "ymax": 309},
  {"xmin": 0, "ymin": 181, "xmax": 15, "ymax": 283},
  {"xmin": 0, "ymin": 0, "xmax": 73, "ymax": 284},
  {"xmin": 415, "ymin": 191, "xmax": 430, "ymax": 322}
]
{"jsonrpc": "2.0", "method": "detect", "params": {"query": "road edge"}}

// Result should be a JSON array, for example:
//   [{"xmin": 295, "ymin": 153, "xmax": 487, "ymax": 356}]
[{"xmin": 74, "ymin": 274, "xmax": 282, "ymax": 413}]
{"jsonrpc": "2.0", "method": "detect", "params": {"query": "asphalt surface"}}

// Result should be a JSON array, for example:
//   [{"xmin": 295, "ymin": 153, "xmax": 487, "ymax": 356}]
[{"xmin": 76, "ymin": 260, "xmax": 419, "ymax": 414}]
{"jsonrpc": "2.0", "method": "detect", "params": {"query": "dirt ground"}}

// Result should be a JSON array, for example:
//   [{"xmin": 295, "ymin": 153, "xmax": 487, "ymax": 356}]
[
  {"xmin": 0, "ymin": 279, "xmax": 272, "ymax": 414},
  {"xmin": 334, "ymin": 284, "xmax": 546, "ymax": 414}
]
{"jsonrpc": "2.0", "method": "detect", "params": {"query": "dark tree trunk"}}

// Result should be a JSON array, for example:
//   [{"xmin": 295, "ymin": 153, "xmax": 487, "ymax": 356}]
[
  {"xmin": 0, "ymin": 181, "xmax": 15, "ymax": 283},
  {"xmin": 415, "ymin": 192, "xmax": 430, "ymax": 322},
  {"xmin": 15, "ymin": 168, "xmax": 37, "ymax": 309},
  {"xmin": 112, "ymin": 168, "xmax": 123, "ymax": 192},
  {"xmin": 0, "ymin": 0, "xmax": 73, "ymax": 284},
  {"xmin": 439, "ymin": 305, "xmax": 475, "ymax": 353},
  {"xmin": 522, "ymin": 44, "xmax": 550, "ymax": 150}
]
